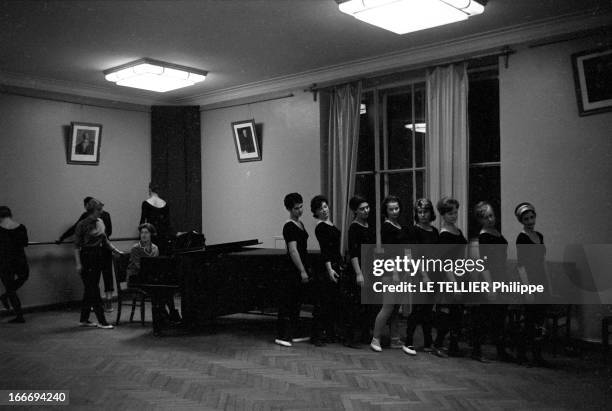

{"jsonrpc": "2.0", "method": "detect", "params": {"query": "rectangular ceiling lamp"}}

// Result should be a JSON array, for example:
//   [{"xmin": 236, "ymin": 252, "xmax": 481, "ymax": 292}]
[
  {"xmin": 338, "ymin": 0, "xmax": 484, "ymax": 34},
  {"xmin": 103, "ymin": 58, "xmax": 208, "ymax": 92}
]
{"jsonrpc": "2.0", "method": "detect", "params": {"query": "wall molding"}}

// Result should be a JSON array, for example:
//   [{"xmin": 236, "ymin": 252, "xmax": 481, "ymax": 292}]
[
  {"xmin": 179, "ymin": 9, "xmax": 612, "ymax": 106},
  {"xmin": 0, "ymin": 84, "xmax": 151, "ymax": 112}
]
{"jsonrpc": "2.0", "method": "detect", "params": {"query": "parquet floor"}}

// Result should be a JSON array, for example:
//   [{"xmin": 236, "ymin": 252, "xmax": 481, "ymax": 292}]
[{"xmin": 1, "ymin": 308, "xmax": 611, "ymax": 411}]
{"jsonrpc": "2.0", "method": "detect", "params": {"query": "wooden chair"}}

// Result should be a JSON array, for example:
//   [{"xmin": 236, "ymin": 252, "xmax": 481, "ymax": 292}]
[
  {"xmin": 112, "ymin": 253, "xmax": 149, "ymax": 326},
  {"xmin": 545, "ymin": 305, "xmax": 572, "ymax": 357}
]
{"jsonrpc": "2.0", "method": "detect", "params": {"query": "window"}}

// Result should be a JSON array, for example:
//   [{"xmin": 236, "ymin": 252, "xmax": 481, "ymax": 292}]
[
  {"xmin": 356, "ymin": 81, "xmax": 426, "ymax": 243},
  {"xmin": 350, "ymin": 62, "xmax": 500, "ymax": 242},
  {"xmin": 468, "ymin": 66, "xmax": 501, "ymax": 238}
]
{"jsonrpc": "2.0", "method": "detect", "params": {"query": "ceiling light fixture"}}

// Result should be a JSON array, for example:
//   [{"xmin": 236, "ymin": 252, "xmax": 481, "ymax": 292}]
[
  {"xmin": 337, "ymin": 0, "xmax": 484, "ymax": 35},
  {"xmin": 405, "ymin": 122, "xmax": 427, "ymax": 133},
  {"xmin": 103, "ymin": 58, "xmax": 208, "ymax": 92}
]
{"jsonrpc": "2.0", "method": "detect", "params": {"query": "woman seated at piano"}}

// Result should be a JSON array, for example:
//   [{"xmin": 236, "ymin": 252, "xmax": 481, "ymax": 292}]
[
  {"xmin": 127, "ymin": 223, "xmax": 159, "ymax": 285},
  {"xmin": 127, "ymin": 223, "xmax": 181, "ymax": 324}
]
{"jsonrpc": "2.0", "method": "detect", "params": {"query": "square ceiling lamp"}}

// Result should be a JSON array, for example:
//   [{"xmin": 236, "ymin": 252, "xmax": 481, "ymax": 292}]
[
  {"xmin": 103, "ymin": 58, "xmax": 207, "ymax": 92},
  {"xmin": 337, "ymin": 0, "xmax": 484, "ymax": 34}
]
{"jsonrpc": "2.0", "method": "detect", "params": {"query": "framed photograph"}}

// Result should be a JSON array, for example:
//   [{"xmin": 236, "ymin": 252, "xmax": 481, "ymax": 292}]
[
  {"xmin": 231, "ymin": 119, "xmax": 261, "ymax": 162},
  {"xmin": 68, "ymin": 122, "xmax": 102, "ymax": 165},
  {"xmin": 571, "ymin": 47, "xmax": 612, "ymax": 116}
]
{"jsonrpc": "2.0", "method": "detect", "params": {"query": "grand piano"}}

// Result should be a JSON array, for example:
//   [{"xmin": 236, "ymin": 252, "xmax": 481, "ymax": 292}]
[{"xmin": 175, "ymin": 239, "xmax": 322, "ymax": 330}]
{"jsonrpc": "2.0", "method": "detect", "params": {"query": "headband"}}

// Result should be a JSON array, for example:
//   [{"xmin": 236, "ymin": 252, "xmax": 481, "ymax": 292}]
[{"xmin": 515, "ymin": 203, "xmax": 535, "ymax": 220}]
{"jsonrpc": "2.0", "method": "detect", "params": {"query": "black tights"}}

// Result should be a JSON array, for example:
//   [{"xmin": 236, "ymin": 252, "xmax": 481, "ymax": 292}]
[
  {"xmin": 79, "ymin": 248, "xmax": 108, "ymax": 325},
  {"xmin": 1, "ymin": 268, "xmax": 28, "ymax": 317},
  {"xmin": 434, "ymin": 305, "xmax": 463, "ymax": 350},
  {"xmin": 405, "ymin": 304, "xmax": 433, "ymax": 347},
  {"xmin": 277, "ymin": 270, "xmax": 305, "ymax": 340},
  {"xmin": 311, "ymin": 272, "xmax": 340, "ymax": 341}
]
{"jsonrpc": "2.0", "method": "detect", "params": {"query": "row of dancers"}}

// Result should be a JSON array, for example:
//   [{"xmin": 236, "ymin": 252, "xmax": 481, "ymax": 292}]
[{"xmin": 278, "ymin": 192, "xmax": 549, "ymax": 366}]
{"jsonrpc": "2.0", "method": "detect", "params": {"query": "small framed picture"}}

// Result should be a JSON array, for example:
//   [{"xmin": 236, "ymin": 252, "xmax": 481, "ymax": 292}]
[
  {"xmin": 68, "ymin": 122, "xmax": 102, "ymax": 165},
  {"xmin": 231, "ymin": 119, "xmax": 261, "ymax": 162},
  {"xmin": 571, "ymin": 47, "xmax": 612, "ymax": 116}
]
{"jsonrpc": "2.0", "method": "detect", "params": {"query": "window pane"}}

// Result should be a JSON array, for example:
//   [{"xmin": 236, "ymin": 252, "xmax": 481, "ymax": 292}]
[
  {"xmin": 357, "ymin": 91, "xmax": 375, "ymax": 172},
  {"xmin": 414, "ymin": 83, "xmax": 426, "ymax": 168},
  {"xmin": 468, "ymin": 165, "xmax": 501, "ymax": 239},
  {"xmin": 381, "ymin": 86, "xmax": 413, "ymax": 170},
  {"xmin": 384, "ymin": 172, "xmax": 414, "ymax": 228},
  {"xmin": 355, "ymin": 173, "xmax": 376, "ymax": 227},
  {"xmin": 469, "ymin": 78, "xmax": 500, "ymax": 164},
  {"xmin": 415, "ymin": 169, "xmax": 424, "ymax": 200}
]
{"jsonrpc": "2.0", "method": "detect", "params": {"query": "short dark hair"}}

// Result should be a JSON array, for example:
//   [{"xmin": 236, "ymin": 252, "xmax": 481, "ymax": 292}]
[
  {"xmin": 382, "ymin": 195, "xmax": 401, "ymax": 218},
  {"xmin": 149, "ymin": 182, "xmax": 161, "ymax": 194},
  {"xmin": 414, "ymin": 198, "xmax": 436, "ymax": 222},
  {"xmin": 436, "ymin": 197, "xmax": 459, "ymax": 215},
  {"xmin": 310, "ymin": 195, "xmax": 328, "ymax": 218},
  {"xmin": 0, "ymin": 206, "xmax": 12, "ymax": 219},
  {"xmin": 83, "ymin": 196, "xmax": 93, "ymax": 207},
  {"xmin": 85, "ymin": 198, "xmax": 104, "ymax": 213},
  {"xmin": 283, "ymin": 192, "xmax": 303, "ymax": 210},
  {"xmin": 349, "ymin": 195, "xmax": 368, "ymax": 212},
  {"xmin": 138, "ymin": 222, "xmax": 157, "ymax": 236}
]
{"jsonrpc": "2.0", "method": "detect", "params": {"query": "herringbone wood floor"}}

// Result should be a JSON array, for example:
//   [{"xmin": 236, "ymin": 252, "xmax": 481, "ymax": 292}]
[{"xmin": 1, "ymin": 308, "xmax": 610, "ymax": 411}]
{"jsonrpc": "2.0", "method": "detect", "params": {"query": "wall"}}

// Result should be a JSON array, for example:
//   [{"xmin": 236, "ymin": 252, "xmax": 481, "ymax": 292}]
[
  {"xmin": 201, "ymin": 91, "xmax": 321, "ymax": 250},
  {"xmin": 499, "ymin": 37, "xmax": 612, "ymax": 339},
  {"xmin": 0, "ymin": 93, "xmax": 150, "ymax": 308}
]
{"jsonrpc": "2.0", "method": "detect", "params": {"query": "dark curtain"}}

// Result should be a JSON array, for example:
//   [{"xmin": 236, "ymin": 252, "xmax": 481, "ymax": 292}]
[{"xmin": 151, "ymin": 106, "xmax": 202, "ymax": 233}]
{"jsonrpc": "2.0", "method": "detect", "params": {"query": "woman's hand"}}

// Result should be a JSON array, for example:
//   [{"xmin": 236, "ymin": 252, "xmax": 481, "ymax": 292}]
[
  {"xmin": 328, "ymin": 269, "xmax": 339, "ymax": 283},
  {"xmin": 300, "ymin": 270, "xmax": 309, "ymax": 284},
  {"xmin": 75, "ymin": 264, "xmax": 82, "ymax": 275},
  {"xmin": 356, "ymin": 273, "xmax": 364, "ymax": 287}
]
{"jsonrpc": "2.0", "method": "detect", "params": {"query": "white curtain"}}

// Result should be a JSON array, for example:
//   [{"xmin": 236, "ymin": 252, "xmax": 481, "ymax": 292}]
[
  {"xmin": 426, "ymin": 63, "xmax": 469, "ymax": 235},
  {"xmin": 327, "ymin": 82, "xmax": 362, "ymax": 254}
]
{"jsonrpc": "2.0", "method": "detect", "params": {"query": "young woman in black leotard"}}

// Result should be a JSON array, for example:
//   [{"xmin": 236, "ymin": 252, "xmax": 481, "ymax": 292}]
[
  {"xmin": 434, "ymin": 197, "xmax": 466, "ymax": 357},
  {"xmin": 346, "ymin": 195, "xmax": 375, "ymax": 348},
  {"xmin": 275, "ymin": 193, "xmax": 311, "ymax": 347},
  {"xmin": 140, "ymin": 182, "xmax": 173, "ymax": 255},
  {"xmin": 312, "ymin": 195, "xmax": 342, "ymax": 345},
  {"xmin": 0, "ymin": 206, "xmax": 29, "ymax": 323},
  {"xmin": 515, "ymin": 202, "xmax": 549, "ymax": 367},
  {"xmin": 403, "ymin": 198, "xmax": 442, "ymax": 357},
  {"xmin": 473, "ymin": 201, "xmax": 513, "ymax": 362},
  {"xmin": 371, "ymin": 195, "xmax": 407, "ymax": 352}
]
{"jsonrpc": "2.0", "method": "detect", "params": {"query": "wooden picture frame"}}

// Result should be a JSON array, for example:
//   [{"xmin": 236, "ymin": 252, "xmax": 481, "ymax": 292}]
[
  {"xmin": 231, "ymin": 119, "xmax": 261, "ymax": 162},
  {"xmin": 68, "ymin": 122, "xmax": 102, "ymax": 165},
  {"xmin": 571, "ymin": 47, "xmax": 612, "ymax": 116}
]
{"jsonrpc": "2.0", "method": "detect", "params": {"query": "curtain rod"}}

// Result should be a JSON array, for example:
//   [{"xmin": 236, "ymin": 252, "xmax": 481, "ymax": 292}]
[
  {"xmin": 304, "ymin": 46, "xmax": 514, "ymax": 96},
  {"xmin": 200, "ymin": 92, "xmax": 294, "ymax": 112}
]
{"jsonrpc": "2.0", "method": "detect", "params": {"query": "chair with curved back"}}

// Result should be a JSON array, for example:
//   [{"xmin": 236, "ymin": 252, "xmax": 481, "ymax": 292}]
[{"xmin": 112, "ymin": 253, "xmax": 149, "ymax": 325}]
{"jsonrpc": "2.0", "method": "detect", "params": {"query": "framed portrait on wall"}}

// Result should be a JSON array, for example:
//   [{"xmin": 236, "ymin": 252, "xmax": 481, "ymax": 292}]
[
  {"xmin": 571, "ymin": 47, "xmax": 612, "ymax": 116},
  {"xmin": 68, "ymin": 122, "xmax": 102, "ymax": 165},
  {"xmin": 231, "ymin": 119, "xmax": 261, "ymax": 162}
]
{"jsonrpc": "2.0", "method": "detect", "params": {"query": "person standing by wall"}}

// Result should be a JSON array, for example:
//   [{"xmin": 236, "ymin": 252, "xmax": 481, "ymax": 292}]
[
  {"xmin": 140, "ymin": 183, "xmax": 173, "ymax": 255},
  {"xmin": 74, "ymin": 199, "xmax": 121, "ymax": 329},
  {"xmin": 346, "ymin": 195, "xmax": 375, "ymax": 348},
  {"xmin": 0, "ymin": 206, "xmax": 29, "ymax": 323},
  {"xmin": 57, "ymin": 196, "xmax": 115, "ymax": 312},
  {"xmin": 275, "ymin": 193, "xmax": 311, "ymax": 347}
]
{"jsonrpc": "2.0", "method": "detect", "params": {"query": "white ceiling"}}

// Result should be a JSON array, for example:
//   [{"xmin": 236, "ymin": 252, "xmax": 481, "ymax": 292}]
[{"xmin": 1, "ymin": 0, "xmax": 610, "ymax": 106}]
